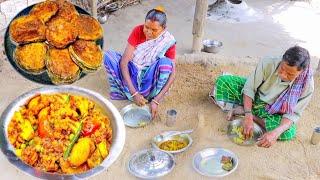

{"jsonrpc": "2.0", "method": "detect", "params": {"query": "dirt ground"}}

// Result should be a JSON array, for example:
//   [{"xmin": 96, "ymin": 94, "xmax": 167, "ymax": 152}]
[
  {"xmin": 95, "ymin": 63, "xmax": 320, "ymax": 180},
  {"xmin": 1, "ymin": 62, "xmax": 319, "ymax": 179},
  {"xmin": 0, "ymin": 0, "xmax": 320, "ymax": 179}
]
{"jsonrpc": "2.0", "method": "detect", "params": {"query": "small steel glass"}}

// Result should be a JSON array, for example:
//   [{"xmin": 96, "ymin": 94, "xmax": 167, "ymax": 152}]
[
  {"xmin": 166, "ymin": 109, "xmax": 177, "ymax": 127},
  {"xmin": 311, "ymin": 127, "xmax": 320, "ymax": 145}
]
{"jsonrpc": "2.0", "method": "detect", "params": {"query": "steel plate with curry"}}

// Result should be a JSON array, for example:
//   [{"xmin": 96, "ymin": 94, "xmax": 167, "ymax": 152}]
[{"xmin": 7, "ymin": 93, "xmax": 112, "ymax": 174}]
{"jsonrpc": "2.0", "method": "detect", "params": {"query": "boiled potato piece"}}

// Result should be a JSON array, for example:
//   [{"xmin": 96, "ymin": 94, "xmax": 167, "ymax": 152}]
[
  {"xmin": 13, "ymin": 111, "xmax": 24, "ymax": 123},
  {"xmin": 75, "ymin": 98, "xmax": 89, "ymax": 117},
  {"xmin": 19, "ymin": 120, "xmax": 34, "ymax": 141},
  {"xmin": 60, "ymin": 158, "xmax": 89, "ymax": 174},
  {"xmin": 87, "ymin": 149, "xmax": 102, "ymax": 168},
  {"xmin": 69, "ymin": 138, "xmax": 94, "ymax": 167},
  {"xmin": 97, "ymin": 140, "xmax": 109, "ymax": 159},
  {"xmin": 28, "ymin": 96, "xmax": 40, "ymax": 110},
  {"xmin": 38, "ymin": 106, "xmax": 50, "ymax": 120}
]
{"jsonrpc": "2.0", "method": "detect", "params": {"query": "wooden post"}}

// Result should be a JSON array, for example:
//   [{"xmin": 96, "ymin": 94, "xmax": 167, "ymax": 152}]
[
  {"xmin": 192, "ymin": 0, "xmax": 208, "ymax": 53},
  {"xmin": 91, "ymin": 0, "xmax": 98, "ymax": 19}
]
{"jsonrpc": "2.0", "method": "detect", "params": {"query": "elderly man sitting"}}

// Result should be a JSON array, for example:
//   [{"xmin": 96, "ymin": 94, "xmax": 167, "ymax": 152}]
[{"xmin": 212, "ymin": 46, "xmax": 314, "ymax": 148}]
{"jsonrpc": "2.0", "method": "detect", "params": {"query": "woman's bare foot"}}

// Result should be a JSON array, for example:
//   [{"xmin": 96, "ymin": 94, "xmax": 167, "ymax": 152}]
[{"xmin": 226, "ymin": 106, "xmax": 245, "ymax": 121}]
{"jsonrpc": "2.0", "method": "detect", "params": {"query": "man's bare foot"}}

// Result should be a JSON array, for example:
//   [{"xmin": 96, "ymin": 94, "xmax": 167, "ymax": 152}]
[{"xmin": 226, "ymin": 106, "xmax": 245, "ymax": 121}]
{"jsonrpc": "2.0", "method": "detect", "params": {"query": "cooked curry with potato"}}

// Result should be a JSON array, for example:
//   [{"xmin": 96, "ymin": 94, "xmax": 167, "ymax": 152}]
[
  {"xmin": 7, "ymin": 94, "xmax": 112, "ymax": 173},
  {"xmin": 159, "ymin": 140, "xmax": 187, "ymax": 151}
]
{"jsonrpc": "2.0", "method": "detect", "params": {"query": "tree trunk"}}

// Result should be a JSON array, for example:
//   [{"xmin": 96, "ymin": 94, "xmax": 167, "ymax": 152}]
[{"xmin": 192, "ymin": 0, "xmax": 208, "ymax": 53}]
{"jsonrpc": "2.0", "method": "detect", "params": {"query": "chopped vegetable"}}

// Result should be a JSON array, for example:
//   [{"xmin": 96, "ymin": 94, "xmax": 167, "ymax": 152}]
[
  {"xmin": 20, "ymin": 120, "xmax": 34, "ymax": 141},
  {"xmin": 29, "ymin": 139, "xmax": 34, "ymax": 145},
  {"xmin": 231, "ymin": 126, "xmax": 252, "ymax": 144},
  {"xmin": 233, "ymin": 136, "xmax": 244, "ymax": 144},
  {"xmin": 69, "ymin": 121, "xmax": 81, "ymax": 133},
  {"xmin": 38, "ymin": 107, "xmax": 50, "ymax": 138},
  {"xmin": 69, "ymin": 134, "xmax": 75, "ymax": 140},
  {"xmin": 27, "ymin": 96, "xmax": 40, "ymax": 111},
  {"xmin": 97, "ymin": 140, "xmax": 109, "ymax": 158},
  {"xmin": 13, "ymin": 111, "xmax": 24, "ymax": 123},
  {"xmin": 221, "ymin": 156, "xmax": 233, "ymax": 171},
  {"xmin": 15, "ymin": 149, "xmax": 22, "ymax": 157},
  {"xmin": 138, "ymin": 121, "xmax": 147, "ymax": 127},
  {"xmin": 63, "ymin": 121, "xmax": 83, "ymax": 160},
  {"xmin": 33, "ymin": 125, "xmax": 38, "ymax": 131},
  {"xmin": 87, "ymin": 149, "xmax": 102, "ymax": 168},
  {"xmin": 82, "ymin": 121, "xmax": 100, "ymax": 137},
  {"xmin": 20, "ymin": 144, "xmax": 26, "ymax": 149},
  {"xmin": 68, "ymin": 138, "xmax": 93, "ymax": 167},
  {"xmin": 35, "ymin": 144, "xmax": 42, "ymax": 152},
  {"xmin": 76, "ymin": 98, "xmax": 89, "ymax": 117},
  {"xmin": 63, "ymin": 95, "xmax": 70, "ymax": 103}
]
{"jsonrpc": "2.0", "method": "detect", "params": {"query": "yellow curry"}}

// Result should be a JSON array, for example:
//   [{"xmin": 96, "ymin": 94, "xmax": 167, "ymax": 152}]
[
  {"xmin": 231, "ymin": 126, "xmax": 253, "ymax": 144},
  {"xmin": 159, "ymin": 140, "xmax": 187, "ymax": 151}
]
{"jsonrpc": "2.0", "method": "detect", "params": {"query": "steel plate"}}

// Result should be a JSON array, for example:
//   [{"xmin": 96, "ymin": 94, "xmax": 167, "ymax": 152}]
[
  {"xmin": 120, "ymin": 104, "xmax": 152, "ymax": 128},
  {"xmin": 193, "ymin": 148, "xmax": 238, "ymax": 177},
  {"xmin": 227, "ymin": 118, "xmax": 264, "ymax": 146}
]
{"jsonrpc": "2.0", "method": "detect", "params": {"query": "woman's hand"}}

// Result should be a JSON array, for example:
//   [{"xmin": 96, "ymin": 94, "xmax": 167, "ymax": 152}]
[
  {"xmin": 133, "ymin": 93, "xmax": 148, "ymax": 106},
  {"xmin": 150, "ymin": 101, "xmax": 158, "ymax": 119},
  {"xmin": 257, "ymin": 131, "xmax": 278, "ymax": 148},
  {"xmin": 243, "ymin": 113, "xmax": 254, "ymax": 139}
]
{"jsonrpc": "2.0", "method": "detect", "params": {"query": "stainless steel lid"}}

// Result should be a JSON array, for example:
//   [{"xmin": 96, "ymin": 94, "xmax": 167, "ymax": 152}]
[{"xmin": 128, "ymin": 148, "xmax": 175, "ymax": 179}]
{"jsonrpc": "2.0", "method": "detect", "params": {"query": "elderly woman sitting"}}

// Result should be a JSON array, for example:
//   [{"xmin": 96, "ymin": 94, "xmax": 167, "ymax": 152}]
[{"xmin": 104, "ymin": 7, "xmax": 176, "ymax": 118}]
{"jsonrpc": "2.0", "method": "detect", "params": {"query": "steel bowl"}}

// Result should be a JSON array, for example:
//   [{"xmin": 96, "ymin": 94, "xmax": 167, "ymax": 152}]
[
  {"xmin": 0, "ymin": 86, "xmax": 126, "ymax": 179},
  {"xmin": 227, "ymin": 118, "xmax": 264, "ymax": 146},
  {"xmin": 203, "ymin": 39, "xmax": 223, "ymax": 53},
  {"xmin": 193, "ymin": 148, "xmax": 238, "ymax": 177},
  {"xmin": 151, "ymin": 131, "xmax": 193, "ymax": 154},
  {"xmin": 120, "ymin": 104, "xmax": 152, "ymax": 128},
  {"xmin": 227, "ymin": 0, "xmax": 243, "ymax": 5},
  {"xmin": 98, "ymin": 14, "xmax": 108, "ymax": 24}
]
